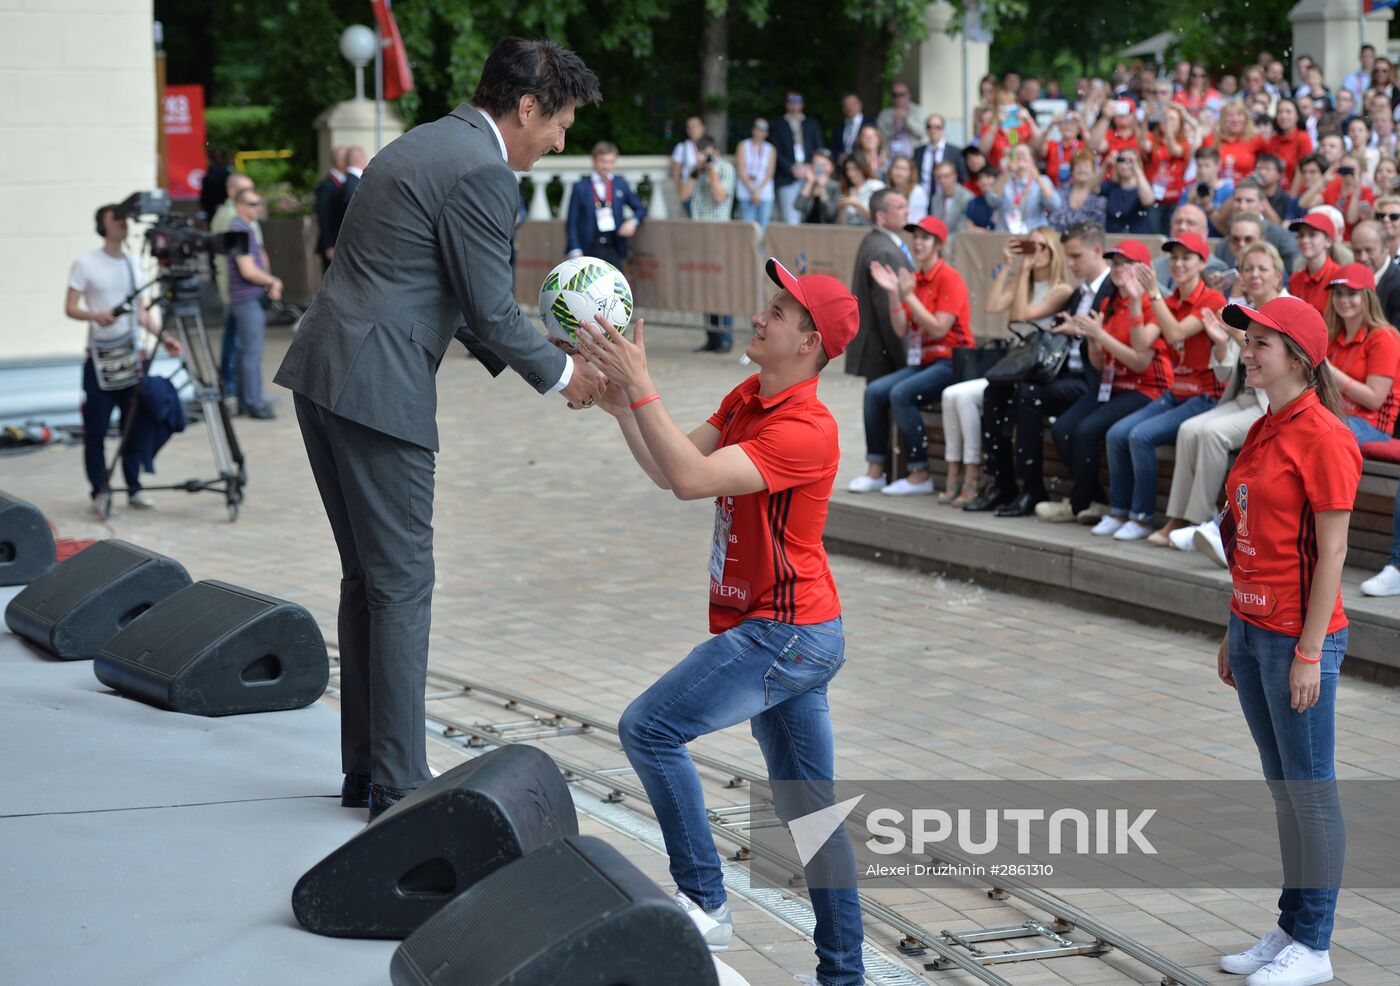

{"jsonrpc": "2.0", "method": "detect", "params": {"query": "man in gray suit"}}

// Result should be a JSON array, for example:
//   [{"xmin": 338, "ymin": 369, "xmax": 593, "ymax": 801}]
[
  {"xmin": 844, "ymin": 188, "xmax": 914, "ymax": 382},
  {"xmin": 274, "ymin": 38, "xmax": 605, "ymax": 818}
]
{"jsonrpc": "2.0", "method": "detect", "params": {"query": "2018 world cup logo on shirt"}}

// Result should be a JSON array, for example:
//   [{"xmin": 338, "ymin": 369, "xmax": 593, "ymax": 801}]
[{"xmin": 1234, "ymin": 483, "xmax": 1249, "ymax": 538}]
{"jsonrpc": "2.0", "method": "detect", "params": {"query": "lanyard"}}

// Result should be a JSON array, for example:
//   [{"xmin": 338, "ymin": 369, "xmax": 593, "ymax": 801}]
[
  {"xmin": 1009, "ymin": 177, "xmax": 1030, "ymax": 209},
  {"xmin": 746, "ymin": 141, "xmax": 766, "ymax": 180},
  {"xmin": 592, "ymin": 177, "xmax": 613, "ymax": 207}
]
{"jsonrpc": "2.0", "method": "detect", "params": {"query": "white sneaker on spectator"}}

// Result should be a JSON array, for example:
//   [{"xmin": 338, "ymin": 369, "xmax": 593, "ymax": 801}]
[
  {"xmin": 672, "ymin": 891, "xmax": 732, "ymax": 951},
  {"xmin": 1220, "ymin": 925, "xmax": 1292, "ymax": 974},
  {"xmin": 1076, "ymin": 501, "xmax": 1112, "ymax": 524},
  {"xmin": 1243, "ymin": 942, "xmax": 1332, "ymax": 985},
  {"xmin": 847, "ymin": 474, "xmax": 887, "ymax": 493},
  {"xmin": 1360, "ymin": 564, "xmax": 1400, "ymax": 597},
  {"xmin": 881, "ymin": 477, "xmax": 934, "ymax": 496},
  {"xmin": 1091, "ymin": 515, "xmax": 1125, "ymax": 536},
  {"xmin": 1034, "ymin": 500, "xmax": 1075, "ymax": 523},
  {"xmin": 1114, "ymin": 520, "xmax": 1154, "ymax": 541},
  {"xmin": 1168, "ymin": 524, "xmax": 1199, "ymax": 551},
  {"xmin": 1194, "ymin": 522, "xmax": 1228, "ymax": 569},
  {"xmin": 128, "ymin": 491, "xmax": 157, "ymax": 510}
]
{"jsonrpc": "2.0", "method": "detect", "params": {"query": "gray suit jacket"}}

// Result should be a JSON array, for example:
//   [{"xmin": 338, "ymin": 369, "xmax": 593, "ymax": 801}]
[
  {"xmin": 845, "ymin": 229, "xmax": 915, "ymax": 381},
  {"xmin": 275, "ymin": 104, "xmax": 566, "ymax": 451}
]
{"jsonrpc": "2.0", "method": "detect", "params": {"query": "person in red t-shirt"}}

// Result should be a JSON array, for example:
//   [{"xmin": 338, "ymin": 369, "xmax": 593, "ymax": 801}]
[
  {"xmin": 1265, "ymin": 99, "xmax": 1313, "ymax": 187},
  {"xmin": 576, "ymin": 260, "xmax": 864, "ymax": 984},
  {"xmin": 1322, "ymin": 263, "xmax": 1400, "ymax": 443},
  {"xmin": 1299, "ymin": 154, "xmax": 1376, "ymax": 240},
  {"xmin": 978, "ymin": 92, "xmax": 1038, "ymax": 169},
  {"xmin": 1287, "ymin": 213, "xmax": 1342, "ymax": 314},
  {"xmin": 1202, "ymin": 102, "xmax": 1267, "ymax": 183},
  {"xmin": 1037, "ymin": 239, "xmax": 1175, "ymax": 522},
  {"xmin": 1097, "ymin": 233, "xmax": 1227, "ymax": 539},
  {"xmin": 1213, "ymin": 296, "xmax": 1360, "ymax": 986},
  {"xmin": 1039, "ymin": 110, "xmax": 1087, "ymax": 186},
  {"xmin": 849, "ymin": 215, "xmax": 972, "ymax": 497},
  {"xmin": 1144, "ymin": 104, "xmax": 1191, "ymax": 225}
]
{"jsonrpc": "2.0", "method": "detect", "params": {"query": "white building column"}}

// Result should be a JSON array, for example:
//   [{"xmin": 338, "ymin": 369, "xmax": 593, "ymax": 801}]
[
  {"xmin": 313, "ymin": 100, "xmax": 404, "ymax": 173},
  {"xmin": 1290, "ymin": 0, "xmax": 1393, "ymax": 88},
  {"xmin": 900, "ymin": 1, "xmax": 989, "ymax": 148}
]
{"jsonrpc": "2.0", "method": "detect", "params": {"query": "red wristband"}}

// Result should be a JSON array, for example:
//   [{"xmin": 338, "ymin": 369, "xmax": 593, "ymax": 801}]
[
  {"xmin": 629, "ymin": 393, "xmax": 661, "ymax": 411},
  {"xmin": 1294, "ymin": 644, "xmax": 1321, "ymax": 665}
]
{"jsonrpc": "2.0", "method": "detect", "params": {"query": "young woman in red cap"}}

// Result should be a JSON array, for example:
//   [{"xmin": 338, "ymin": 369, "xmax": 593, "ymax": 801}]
[
  {"xmin": 1322, "ymin": 262, "xmax": 1400, "ymax": 447},
  {"xmin": 1287, "ymin": 214, "xmax": 1342, "ymax": 314},
  {"xmin": 1094, "ymin": 233, "xmax": 1227, "ymax": 540},
  {"xmin": 1037, "ymin": 238, "xmax": 1175, "ymax": 523},
  {"xmin": 1214, "ymin": 295, "xmax": 1361, "ymax": 986}
]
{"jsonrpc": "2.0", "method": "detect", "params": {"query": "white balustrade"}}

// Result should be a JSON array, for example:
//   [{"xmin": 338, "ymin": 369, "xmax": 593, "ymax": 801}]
[{"xmin": 520, "ymin": 154, "xmax": 699, "ymax": 221}]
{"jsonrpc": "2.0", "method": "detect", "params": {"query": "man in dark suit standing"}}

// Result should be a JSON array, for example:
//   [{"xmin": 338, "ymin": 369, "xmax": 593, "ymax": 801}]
[
  {"xmin": 275, "ymin": 38, "xmax": 605, "ymax": 818},
  {"xmin": 829, "ymin": 93, "xmax": 865, "ymax": 162},
  {"xmin": 565, "ymin": 140, "xmax": 646, "ymax": 268},
  {"xmin": 1349, "ymin": 220, "xmax": 1400, "ymax": 325},
  {"xmin": 771, "ymin": 90, "xmax": 825, "ymax": 224},
  {"xmin": 845, "ymin": 188, "xmax": 914, "ymax": 382},
  {"xmin": 913, "ymin": 115, "xmax": 967, "ymax": 196},
  {"xmin": 314, "ymin": 146, "xmax": 349, "ymax": 269}
]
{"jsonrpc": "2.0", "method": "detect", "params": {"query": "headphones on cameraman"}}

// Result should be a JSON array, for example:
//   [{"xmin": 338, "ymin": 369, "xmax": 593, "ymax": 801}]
[{"xmin": 95, "ymin": 206, "xmax": 110, "ymax": 238}]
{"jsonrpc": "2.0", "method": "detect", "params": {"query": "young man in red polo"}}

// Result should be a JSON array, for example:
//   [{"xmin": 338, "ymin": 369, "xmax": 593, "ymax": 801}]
[
  {"xmin": 574, "ymin": 261, "xmax": 864, "ymax": 986},
  {"xmin": 1287, "ymin": 214, "xmax": 1341, "ymax": 314}
]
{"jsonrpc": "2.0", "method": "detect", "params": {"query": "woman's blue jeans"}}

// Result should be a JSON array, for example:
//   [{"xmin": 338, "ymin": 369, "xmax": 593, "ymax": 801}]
[
  {"xmin": 1106, "ymin": 392, "xmax": 1215, "ymax": 521},
  {"xmin": 863, "ymin": 361, "xmax": 956, "ymax": 472}
]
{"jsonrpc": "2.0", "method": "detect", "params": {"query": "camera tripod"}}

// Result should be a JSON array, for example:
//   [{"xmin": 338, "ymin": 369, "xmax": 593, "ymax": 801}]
[{"xmin": 96, "ymin": 270, "xmax": 246, "ymax": 521}]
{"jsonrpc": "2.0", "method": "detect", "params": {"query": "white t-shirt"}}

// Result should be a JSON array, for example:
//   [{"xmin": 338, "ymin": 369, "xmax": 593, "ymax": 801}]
[{"xmin": 68, "ymin": 248, "xmax": 142, "ymax": 348}]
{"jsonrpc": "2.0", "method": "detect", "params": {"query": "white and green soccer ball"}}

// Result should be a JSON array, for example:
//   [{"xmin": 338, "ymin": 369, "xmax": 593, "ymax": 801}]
[{"xmin": 538, "ymin": 256, "xmax": 634, "ymax": 346}]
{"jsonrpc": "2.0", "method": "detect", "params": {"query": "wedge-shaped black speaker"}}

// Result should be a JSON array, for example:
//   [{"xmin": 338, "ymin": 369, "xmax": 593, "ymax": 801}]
[
  {"xmin": 0, "ymin": 491, "xmax": 56, "ymax": 586},
  {"xmin": 92, "ymin": 580, "xmax": 328, "ymax": 716},
  {"xmin": 293, "ymin": 745, "xmax": 579, "ymax": 939},
  {"xmin": 391, "ymin": 835, "xmax": 720, "ymax": 986},
  {"xmin": 4, "ymin": 539, "xmax": 190, "ymax": 659}
]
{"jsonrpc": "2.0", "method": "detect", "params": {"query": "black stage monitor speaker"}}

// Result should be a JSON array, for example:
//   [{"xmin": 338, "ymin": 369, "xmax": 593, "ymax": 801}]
[
  {"xmin": 93, "ymin": 580, "xmax": 329, "ymax": 716},
  {"xmin": 0, "ymin": 492, "xmax": 56, "ymax": 586},
  {"xmin": 4, "ymin": 539, "xmax": 191, "ymax": 660},
  {"xmin": 293, "ymin": 745, "xmax": 578, "ymax": 939},
  {"xmin": 391, "ymin": 835, "xmax": 720, "ymax": 986}
]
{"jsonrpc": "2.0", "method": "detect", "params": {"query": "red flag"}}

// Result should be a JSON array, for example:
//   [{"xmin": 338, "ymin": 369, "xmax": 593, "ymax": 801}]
[{"xmin": 371, "ymin": 0, "xmax": 414, "ymax": 100}]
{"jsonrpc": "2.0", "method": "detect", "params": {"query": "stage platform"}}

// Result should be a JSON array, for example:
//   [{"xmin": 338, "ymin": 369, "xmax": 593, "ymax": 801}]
[{"xmin": 0, "ymin": 585, "xmax": 752, "ymax": 986}]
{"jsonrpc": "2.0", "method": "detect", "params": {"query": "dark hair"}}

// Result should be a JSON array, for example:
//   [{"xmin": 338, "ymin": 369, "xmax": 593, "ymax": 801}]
[
  {"xmin": 94, "ymin": 203, "xmax": 118, "ymax": 237},
  {"xmin": 1235, "ymin": 176, "xmax": 1265, "ymax": 193},
  {"xmin": 1255, "ymin": 152, "xmax": 1284, "ymax": 172},
  {"xmin": 1061, "ymin": 221, "xmax": 1105, "ymax": 249},
  {"xmin": 1298, "ymin": 153, "xmax": 1326, "ymax": 173},
  {"xmin": 1194, "ymin": 145, "xmax": 1220, "ymax": 163},
  {"xmin": 868, "ymin": 187, "xmax": 901, "ymax": 222},
  {"xmin": 696, "ymin": 135, "xmax": 718, "ymax": 153},
  {"xmin": 793, "ymin": 307, "xmax": 830, "ymax": 371},
  {"xmin": 472, "ymin": 38, "xmax": 601, "ymax": 118}
]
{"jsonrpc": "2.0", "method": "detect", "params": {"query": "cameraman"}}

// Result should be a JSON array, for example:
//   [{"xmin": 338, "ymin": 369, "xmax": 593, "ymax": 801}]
[
  {"xmin": 65, "ymin": 203, "xmax": 180, "ymax": 512},
  {"xmin": 227, "ymin": 188, "xmax": 283, "ymax": 419},
  {"xmin": 680, "ymin": 135, "xmax": 737, "ymax": 352}
]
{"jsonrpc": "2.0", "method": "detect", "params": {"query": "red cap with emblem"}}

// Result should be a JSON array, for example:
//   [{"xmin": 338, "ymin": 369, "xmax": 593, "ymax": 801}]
[{"xmin": 765, "ymin": 258, "xmax": 860, "ymax": 358}]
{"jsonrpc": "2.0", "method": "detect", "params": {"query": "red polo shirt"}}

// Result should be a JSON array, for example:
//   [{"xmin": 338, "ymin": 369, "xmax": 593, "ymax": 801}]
[
  {"xmin": 903, "ymin": 260, "xmax": 973, "ymax": 363},
  {"xmin": 1223, "ymin": 390, "xmax": 1362, "ymax": 635},
  {"xmin": 1203, "ymin": 133, "xmax": 1267, "ymax": 182},
  {"xmin": 1320, "ymin": 179, "xmax": 1376, "ymax": 239},
  {"xmin": 1102, "ymin": 294, "xmax": 1174, "ymax": 399},
  {"xmin": 1164, "ymin": 280, "xmax": 1228, "ymax": 399},
  {"xmin": 1328, "ymin": 323, "xmax": 1400, "ymax": 431},
  {"xmin": 1288, "ymin": 257, "xmax": 1342, "ymax": 316},
  {"xmin": 1265, "ymin": 129, "xmax": 1313, "ymax": 185},
  {"xmin": 1146, "ymin": 135, "xmax": 1189, "ymax": 203},
  {"xmin": 705, "ymin": 375, "xmax": 842, "ymax": 633},
  {"xmin": 981, "ymin": 121, "xmax": 1034, "ymax": 169}
]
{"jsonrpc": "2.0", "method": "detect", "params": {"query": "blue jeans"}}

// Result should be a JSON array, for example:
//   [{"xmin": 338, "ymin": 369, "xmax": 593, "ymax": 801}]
[
  {"xmin": 1344, "ymin": 416, "xmax": 1400, "ymax": 564},
  {"xmin": 1051, "ymin": 389, "xmax": 1150, "ymax": 513},
  {"xmin": 863, "ymin": 361, "xmax": 955, "ymax": 472},
  {"xmin": 1228, "ymin": 614, "xmax": 1346, "ymax": 950},
  {"xmin": 219, "ymin": 307, "xmax": 239, "ymax": 399},
  {"xmin": 230, "ymin": 298, "xmax": 268, "ymax": 414},
  {"xmin": 705, "ymin": 313, "xmax": 733, "ymax": 348},
  {"xmin": 81, "ymin": 359, "xmax": 141, "ymax": 496},
  {"xmin": 619, "ymin": 617, "xmax": 864, "ymax": 985},
  {"xmin": 738, "ymin": 198, "xmax": 774, "ymax": 238},
  {"xmin": 1106, "ymin": 392, "xmax": 1215, "ymax": 521}
]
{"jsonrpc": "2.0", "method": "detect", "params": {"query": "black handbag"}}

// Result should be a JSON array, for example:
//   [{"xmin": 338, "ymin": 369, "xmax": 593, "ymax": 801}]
[
  {"xmin": 951, "ymin": 341, "xmax": 1011, "ymax": 382},
  {"xmin": 983, "ymin": 320, "xmax": 1072, "ymax": 386}
]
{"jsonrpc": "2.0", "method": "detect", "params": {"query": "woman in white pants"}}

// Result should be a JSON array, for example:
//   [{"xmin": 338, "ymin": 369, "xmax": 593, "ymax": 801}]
[{"xmin": 1150, "ymin": 241, "xmax": 1286, "ymax": 557}]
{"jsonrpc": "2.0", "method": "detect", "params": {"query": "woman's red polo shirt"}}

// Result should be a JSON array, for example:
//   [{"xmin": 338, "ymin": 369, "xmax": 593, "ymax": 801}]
[
  {"xmin": 1328, "ymin": 323, "xmax": 1400, "ymax": 431},
  {"xmin": 1164, "ymin": 280, "xmax": 1228, "ymax": 399},
  {"xmin": 1102, "ymin": 294, "xmax": 1174, "ymax": 399}
]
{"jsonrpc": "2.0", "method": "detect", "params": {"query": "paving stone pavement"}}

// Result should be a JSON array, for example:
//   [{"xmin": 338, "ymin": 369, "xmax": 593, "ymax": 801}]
[{"xmin": 5, "ymin": 322, "xmax": 1399, "ymax": 986}]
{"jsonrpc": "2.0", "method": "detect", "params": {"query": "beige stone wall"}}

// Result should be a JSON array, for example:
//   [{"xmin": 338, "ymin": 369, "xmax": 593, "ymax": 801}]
[{"xmin": 0, "ymin": 0, "xmax": 157, "ymax": 359}]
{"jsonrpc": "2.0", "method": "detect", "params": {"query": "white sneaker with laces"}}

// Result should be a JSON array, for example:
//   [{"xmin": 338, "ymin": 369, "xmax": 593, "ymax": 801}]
[
  {"xmin": 673, "ymin": 891, "xmax": 732, "ymax": 951},
  {"xmin": 1168, "ymin": 524, "xmax": 1199, "ymax": 551},
  {"xmin": 1114, "ymin": 519, "xmax": 1154, "ymax": 541},
  {"xmin": 880, "ymin": 477, "xmax": 934, "ymax": 496},
  {"xmin": 847, "ymin": 474, "xmax": 887, "ymax": 493},
  {"xmin": 1195, "ymin": 521, "xmax": 1228, "ymax": 568},
  {"xmin": 1243, "ymin": 941, "xmax": 1332, "ymax": 986},
  {"xmin": 128, "ymin": 491, "xmax": 157, "ymax": 510},
  {"xmin": 1220, "ymin": 926, "xmax": 1293, "ymax": 975},
  {"xmin": 1360, "ymin": 564, "xmax": 1400, "ymax": 597},
  {"xmin": 1091, "ymin": 515, "xmax": 1126, "ymax": 536}
]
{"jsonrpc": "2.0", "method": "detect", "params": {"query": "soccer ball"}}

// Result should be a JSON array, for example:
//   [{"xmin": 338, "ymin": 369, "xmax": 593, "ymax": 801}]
[{"xmin": 538, "ymin": 257, "xmax": 634, "ymax": 346}]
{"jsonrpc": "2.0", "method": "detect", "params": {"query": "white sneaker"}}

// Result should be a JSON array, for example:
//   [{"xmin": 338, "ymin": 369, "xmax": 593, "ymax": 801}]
[
  {"xmin": 1168, "ymin": 524, "xmax": 1199, "ymax": 551},
  {"xmin": 673, "ymin": 891, "xmax": 732, "ymax": 951},
  {"xmin": 128, "ymin": 491, "xmax": 157, "ymax": 510},
  {"xmin": 847, "ymin": 474, "xmax": 887, "ymax": 493},
  {"xmin": 1194, "ymin": 522, "xmax": 1228, "ymax": 569},
  {"xmin": 1244, "ymin": 941, "xmax": 1332, "ymax": 986},
  {"xmin": 1091, "ymin": 515, "xmax": 1126, "ymax": 536},
  {"xmin": 1076, "ymin": 501, "xmax": 1112, "ymax": 524},
  {"xmin": 1360, "ymin": 564, "xmax": 1400, "ymax": 597},
  {"xmin": 1035, "ymin": 499, "xmax": 1075, "ymax": 523},
  {"xmin": 880, "ymin": 477, "xmax": 934, "ymax": 496},
  {"xmin": 1114, "ymin": 520, "xmax": 1154, "ymax": 541},
  {"xmin": 1221, "ymin": 926, "xmax": 1293, "ymax": 975}
]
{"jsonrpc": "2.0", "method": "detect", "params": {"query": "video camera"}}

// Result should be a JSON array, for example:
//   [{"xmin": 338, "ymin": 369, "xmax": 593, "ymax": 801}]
[{"xmin": 115, "ymin": 190, "xmax": 248, "ymax": 275}]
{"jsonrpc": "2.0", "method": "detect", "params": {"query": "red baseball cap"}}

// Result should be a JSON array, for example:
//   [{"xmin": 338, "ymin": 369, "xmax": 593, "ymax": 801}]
[
  {"xmin": 1104, "ymin": 239, "xmax": 1153, "ymax": 266},
  {"xmin": 905, "ymin": 216, "xmax": 948, "ymax": 243},
  {"xmin": 766, "ymin": 258, "xmax": 860, "ymax": 358},
  {"xmin": 1290, "ymin": 213, "xmax": 1337, "ymax": 240},
  {"xmin": 1162, "ymin": 233, "xmax": 1210, "ymax": 260},
  {"xmin": 1222, "ymin": 296, "xmax": 1329, "ymax": 367},
  {"xmin": 1328, "ymin": 262, "xmax": 1377, "ymax": 292}
]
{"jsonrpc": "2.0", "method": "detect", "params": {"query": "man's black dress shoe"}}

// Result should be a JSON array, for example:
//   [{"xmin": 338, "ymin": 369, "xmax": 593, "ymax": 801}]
[
  {"xmin": 341, "ymin": 772, "xmax": 371, "ymax": 808},
  {"xmin": 961, "ymin": 487, "xmax": 1015, "ymax": 512},
  {"xmin": 368, "ymin": 782, "xmax": 410, "ymax": 820},
  {"xmin": 995, "ymin": 491, "xmax": 1045, "ymax": 517}
]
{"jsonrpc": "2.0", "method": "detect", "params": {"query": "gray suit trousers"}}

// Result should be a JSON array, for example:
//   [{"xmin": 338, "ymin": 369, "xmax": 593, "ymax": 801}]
[{"xmin": 295, "ymin": 394, "xmax": 435, "ymax": 790}]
